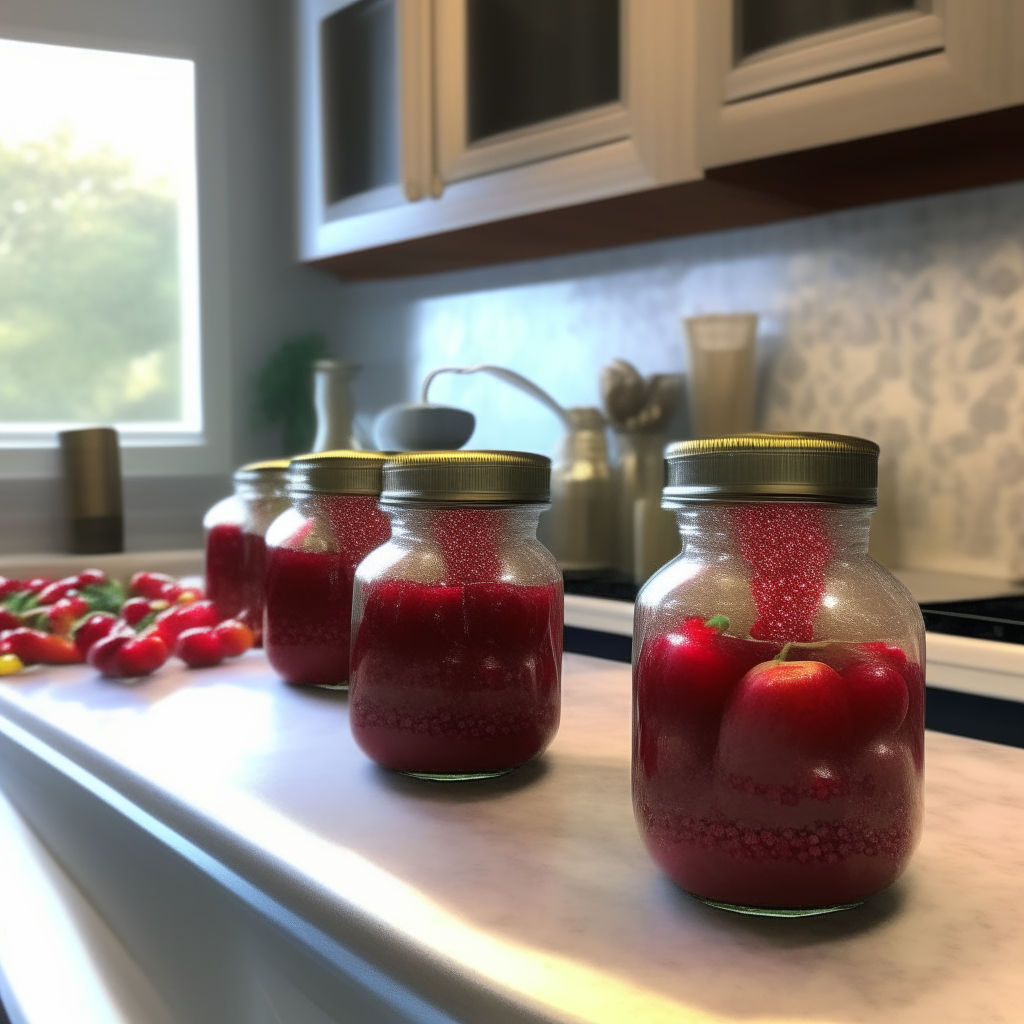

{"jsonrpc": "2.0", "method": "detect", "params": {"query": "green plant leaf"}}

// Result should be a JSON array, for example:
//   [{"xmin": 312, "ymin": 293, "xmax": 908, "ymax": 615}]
[{"xmin": 254, "ymin": 334, "xmax": 327, "ymax": 456}]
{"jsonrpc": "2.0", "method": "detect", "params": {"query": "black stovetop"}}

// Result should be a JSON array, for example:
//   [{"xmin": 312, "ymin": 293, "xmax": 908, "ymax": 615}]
[{"xmin": 563, "ymin": 574, "xmax": 1024, "ymax": 645}]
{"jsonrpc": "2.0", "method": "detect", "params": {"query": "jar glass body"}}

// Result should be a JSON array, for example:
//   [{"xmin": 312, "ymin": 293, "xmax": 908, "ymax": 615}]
[
  {"xmin": 633, "ymin": 501, "xmax": 925, "ymax": 912},
  {"xmin": 203, "ymin": 484, "xmax": 290, "ymax": 640},
  {"xmin": 349, "ymin": 503, "xmax": 564, "ymax": 779},
  {"xmin": 264, "ymin": 492, "xmax": 391, "ymax": 687}
]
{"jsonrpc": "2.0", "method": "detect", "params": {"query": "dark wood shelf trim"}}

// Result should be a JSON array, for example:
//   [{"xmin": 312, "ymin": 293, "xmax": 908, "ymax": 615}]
[{"xmin": 312, "ymin": 104, "xmax": 1024, "ymax": 281}]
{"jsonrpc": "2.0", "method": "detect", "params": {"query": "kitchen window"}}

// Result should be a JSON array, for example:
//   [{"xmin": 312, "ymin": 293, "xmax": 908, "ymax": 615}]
[{"xmin": 0, "ymin": 37, "xmax": 201, "ymax": 447}]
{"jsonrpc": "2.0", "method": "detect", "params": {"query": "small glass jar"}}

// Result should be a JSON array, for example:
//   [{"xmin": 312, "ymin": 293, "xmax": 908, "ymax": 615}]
[
  {"xmin": 633, "ymin": 434, "xmax": 925, "ymax": 915},
  {"xmin": 264, "ymin": 451, "xmax": 391, "ymax": 688},
  {"xmin": 203, "ymin": 460, "xmax": 291, "ymax": 641},
  {"xmin": 349, "ymin": 451, "xmax": 563, "ymax": 780}
]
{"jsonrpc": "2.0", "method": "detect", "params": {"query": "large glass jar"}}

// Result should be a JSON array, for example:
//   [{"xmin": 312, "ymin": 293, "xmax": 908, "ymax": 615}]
[
  {"xmin": 349, "ymin": 451, "xmax": 563, "ymax": 780},
  {"xmin": 203, "ymin": 460, "xmax": 291, "ymax": 641},
  {"xmin": 264, "ymin": 451, "xmax": 391, "ymax": 688},
  {"xmin": 633, "ymin": 434, "xmax": 925, "ymax": 915}
]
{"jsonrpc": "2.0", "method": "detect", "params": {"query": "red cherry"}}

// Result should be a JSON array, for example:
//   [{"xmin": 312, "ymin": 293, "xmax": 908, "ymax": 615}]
[
  {"xmin": 154, "ymin": 600, "xmax": 220, "ymax": 646},
  {"xmin": 37, "ymin": 576, "xmax": 81, "ymax": 605},
  {"xmin": 120, "ymin": 597, "xmax": 153, "ymax": 627},
  {"xmin": 0, "ymin": 609, "xmax": 21, "ymax": 631},
  {"xmin": 44, "ymin": 595, "xmax": 91, "ymax": 635},
  {"xmin": 38, "ymin": 634, "xmax": 84, "ymax": 664},
  {"xmin": 87, "ymin": 631, "xmax": 133, "ymax": 675},
  {"xmin": 75, "ymin": 613, "xmax": 118, "ymax": 658},
  {"xmin": 175, "ymin": 627, "xmax": 225, "ymax": 668},
  {"xmin": 213, "ymin": 619, "xmax": 254, "ymax": 658},
  {"xmin": 130, "ymin": 571, "xmax": 176, "ymax": 599},
  {"xmin": 842, "ymin": 661, "xmax": 909, "ymax": 739},
  {"xmin": 113, "ymin": 634, "xmax": 169, "ymax": 678},
  {"xmin": 23, "ymin": 578, "xmax": 53, "ymax": 595},
  {"xmin": 0, "ymin": 628, "xmax": 52, "ymax": 666},
  {"xmin": 74, "ymin": 568, "xmax": 107, "ymax": 588},
  {"xmin": 0, "ymin": 577, "xmax": 23, "ymax": 599}
]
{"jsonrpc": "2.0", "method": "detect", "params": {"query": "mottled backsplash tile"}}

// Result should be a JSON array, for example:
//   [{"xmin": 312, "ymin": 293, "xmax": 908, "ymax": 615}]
[{"xmin": 343, "ymin": 182, "xmax": 1024, "ymax": 580}]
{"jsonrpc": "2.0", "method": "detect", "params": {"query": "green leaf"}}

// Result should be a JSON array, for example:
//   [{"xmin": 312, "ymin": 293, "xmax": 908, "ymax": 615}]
[
  {"xmin": 254, "ymin": 334, "xmax": 327, "ymax": 456},
  {"xmin": 3, "ymin": 590, "xmax": 39, "ymax": 615},
  {"xmin": 79, "ymin": 580, "xmax": 125, "ymax": 615}
]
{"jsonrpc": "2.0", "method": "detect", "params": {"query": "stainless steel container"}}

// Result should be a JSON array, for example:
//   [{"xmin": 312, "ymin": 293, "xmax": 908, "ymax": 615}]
[{"xmin": 59, "ymin": 427, "xmax": 124, "ymax": 554}]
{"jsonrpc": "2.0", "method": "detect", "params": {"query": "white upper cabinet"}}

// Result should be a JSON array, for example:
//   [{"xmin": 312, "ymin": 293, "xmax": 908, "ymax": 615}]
[
  {"xmin": 297, "ymin": 0, "xmax": 432, "ymax": 261},
  {"xmin": 297, "ymin": 0, "xmax": 699, "ymax": 265},
  {"xmin": 697, "ymin": 0, "xmax": 1024, "ymax": 167}
]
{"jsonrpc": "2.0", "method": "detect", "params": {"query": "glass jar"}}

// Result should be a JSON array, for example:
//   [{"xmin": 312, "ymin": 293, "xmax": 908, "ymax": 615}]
[
  {"xmin": 203, "ymin": 460, "xmax": 291, "ymax": 641},
  {"xmin": 264, "ymin": 451, "xmax": 391, "ymax": 688},
  {"xmin": 349, "ymin": 451, "xmax": 563, "ymax": 780},
  {"xmin": 633, "ymin": 434, "xmax": 925, "ymax": 915}
]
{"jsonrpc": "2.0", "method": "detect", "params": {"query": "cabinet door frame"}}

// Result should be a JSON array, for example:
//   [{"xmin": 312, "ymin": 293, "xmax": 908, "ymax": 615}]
[
  {"xmin": 432, "ymin": 0, "xmax": 699, "ymax": 192},
  {"xmin": 295, "ymin": 0, "xmax": 432, "ymax": 260},
  {"xmin": 697, "ymin": 0, "xmax": 1024, "ymax": 168}
]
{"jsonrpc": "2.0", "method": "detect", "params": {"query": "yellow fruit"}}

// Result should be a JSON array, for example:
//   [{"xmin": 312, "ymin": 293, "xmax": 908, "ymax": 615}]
[{"xmin": 0, "ymin": 654, "xmax": 24, "ymax": 676}]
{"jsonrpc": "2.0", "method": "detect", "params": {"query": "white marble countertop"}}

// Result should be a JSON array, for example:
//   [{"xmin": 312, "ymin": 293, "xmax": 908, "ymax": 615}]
[{"xmin": 0, "ymin": 653, "xmax": 1022, "ymax": 1023}]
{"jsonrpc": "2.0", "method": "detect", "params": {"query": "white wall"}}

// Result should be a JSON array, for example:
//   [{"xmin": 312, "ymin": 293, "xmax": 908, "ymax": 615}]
[{"xmin": 0, "ymin": 0, "xmax": 341, "ymax": 552}]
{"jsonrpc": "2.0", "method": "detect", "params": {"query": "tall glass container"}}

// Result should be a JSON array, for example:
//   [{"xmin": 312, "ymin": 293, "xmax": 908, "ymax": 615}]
[
  {"xmin": 203, "ymin": 460, "xmax": 291, "ymax": 641},
  {"xmin": 264, "ymin": 451, "xmax": 390, "ymax": 688},
  {"xmin": 349, "ymin": 451, "xmax": 563, "ymax": 780},
  {"xmin": 633, "ymin": 433, "xmax": 924, "ymax": 914}
]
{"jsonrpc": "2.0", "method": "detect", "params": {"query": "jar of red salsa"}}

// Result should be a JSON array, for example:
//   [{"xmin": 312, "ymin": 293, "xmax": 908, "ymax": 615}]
[
  {"xmin": 264, "ymin": 450, "xmax": 391, "ymax": 688},
  {"xmin": 203, "ymin": 459, "xmax": 290, "ymax": 641},
  {"xmin": 633, "ymin": 433, "xmax": 924, "ymax": 915},
  {"xmin": 349, "ymin": 451, "xmax": 563, "ymax": 780}
]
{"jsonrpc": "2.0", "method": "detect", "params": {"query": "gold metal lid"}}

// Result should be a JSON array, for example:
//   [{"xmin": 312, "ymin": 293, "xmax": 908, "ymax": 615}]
[
  {"xmin": 233, "ymin": 459, "xmax": 290, "ymax": 495},
  {"xmin": 381, "ymin": 450, "xmax": 551, "ymax": 505},
  {"xmin": 663, "ymin": 432, "xmax": 879, "ymax": 505},
  {"xmin": 287, "ymin": 450, "xmax": 389, "ymax": 496}
]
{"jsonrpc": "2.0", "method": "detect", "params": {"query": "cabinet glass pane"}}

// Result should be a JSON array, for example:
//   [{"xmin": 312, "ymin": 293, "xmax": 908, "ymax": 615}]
[
  {"xmin": 467, "ymin": 0, "xmax": 620, "ymax": 144},
  {"xmin": 321, "ymin": 0, "xmax": 399, "ymax": 204},
  {"xmin": 736, "ymin": 0, "xmax": 919, "ymax": 61}
]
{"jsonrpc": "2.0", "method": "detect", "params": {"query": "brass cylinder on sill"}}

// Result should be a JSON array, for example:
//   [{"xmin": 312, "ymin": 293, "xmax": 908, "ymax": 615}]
[{"xmin": 59, "ymin": 427, "xmax": 124, "ymax": 554}]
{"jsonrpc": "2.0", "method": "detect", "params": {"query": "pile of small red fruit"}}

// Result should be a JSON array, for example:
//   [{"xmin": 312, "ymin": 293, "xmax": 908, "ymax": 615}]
[{"xmin": 0, "ymin": 570, "xmax": 253, "ymax": 680}]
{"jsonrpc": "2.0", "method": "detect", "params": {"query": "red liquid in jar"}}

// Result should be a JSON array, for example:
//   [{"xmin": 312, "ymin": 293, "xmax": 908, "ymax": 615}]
[
  {"xmin": 634, "ymin": 502, "xmax": 923, "ymax": 908},
  {"xmin": 206, "ymin": 523, "xmax": 247, "ymax": 620},
  {"xmin": 240, "ymin": 532, "xmax": 268, "ymax": 643},
  {"xmin": 264, "ymin": 495, "xmax": 390, "ymax": 686},
  {"xmin": 349, "ymin": 579, "xmax": 562, "ymax": 775},
  {"xmin": 206, "ymin": 524, "xmax": 269, "ymax": 644},
  {"xmin": 264, "ymin": 547, "xmax": 356, "ymax": 686}
]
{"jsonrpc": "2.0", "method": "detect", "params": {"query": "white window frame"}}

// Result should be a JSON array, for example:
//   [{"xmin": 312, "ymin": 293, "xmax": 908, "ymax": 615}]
[{"xmin": 0, "ymin": 21, "xmax": 228, "ymax": 480}]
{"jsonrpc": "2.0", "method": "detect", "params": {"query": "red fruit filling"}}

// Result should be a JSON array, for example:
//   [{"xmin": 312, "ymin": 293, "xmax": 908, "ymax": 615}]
[
  {"xmin": 349, "ymin": 579, "xmax": 562, "ymax": 775},
  {"xmin": 634, "ymin": 638, "xmax": 923, "ymax": 908},
  {"xmin": 731, "ymin": 504, "xmax": 833, "ymax": 643},
  {"xmin": 264, "ymin": 495, "xmax": 390, "ymax": 687}
]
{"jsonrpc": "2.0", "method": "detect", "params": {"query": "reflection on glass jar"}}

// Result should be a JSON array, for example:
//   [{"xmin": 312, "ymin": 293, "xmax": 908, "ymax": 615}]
[
  {"xmin": 633, "ymin": 433, "xmax": 925, "ymax": 915},
  {"xmin": 349, "ymin": 451, "xmax": 563, "ymax": 781},
  {"xmin": 264, "ymin": 451, "xmax": 390, "ymax": 688},
  {"xmin": 203, "ymin": 460, "xmax": 291, "ymax": 643}
]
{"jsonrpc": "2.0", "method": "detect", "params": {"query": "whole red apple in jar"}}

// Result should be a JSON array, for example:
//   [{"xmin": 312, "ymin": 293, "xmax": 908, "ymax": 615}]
[{"xmin": 633, "ymin": 434, "xmax": 925, "ymax": 915}]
